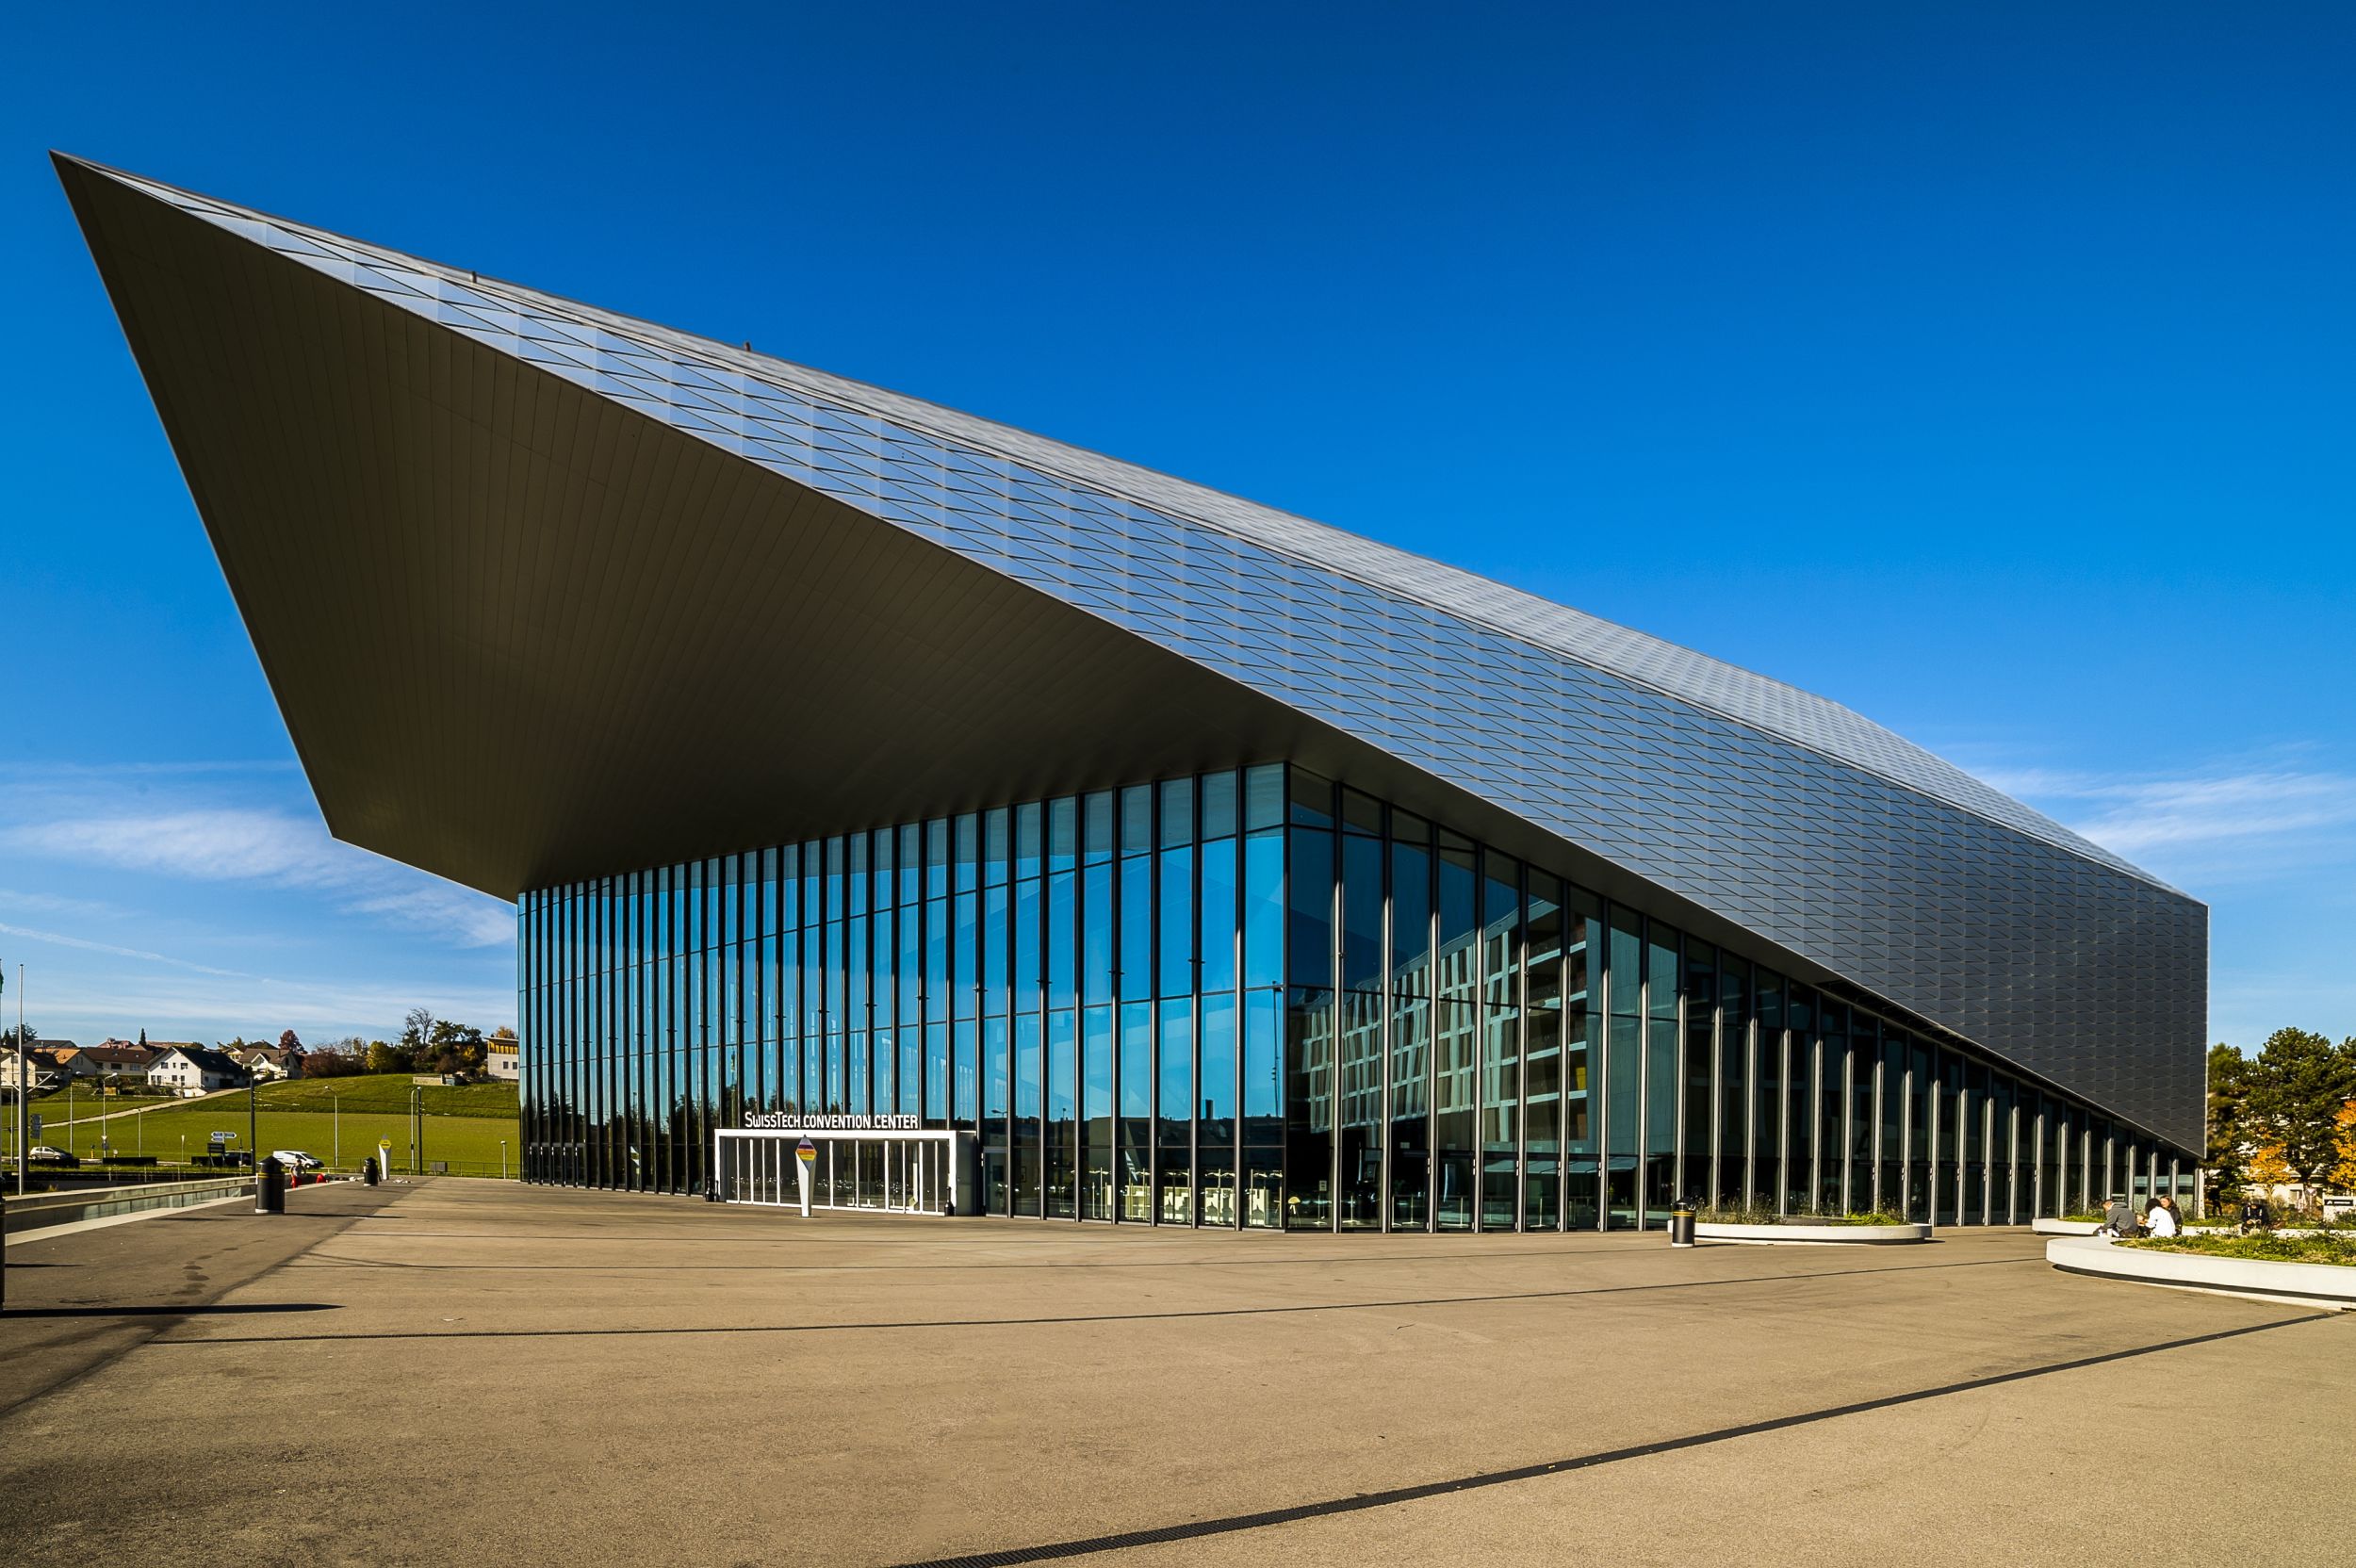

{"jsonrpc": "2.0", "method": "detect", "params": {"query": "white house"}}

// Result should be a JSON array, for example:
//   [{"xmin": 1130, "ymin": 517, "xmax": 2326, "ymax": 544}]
[
  {"xmin": 1, "ymin": 1050, "xmax": 65, "ymax": 1096},
  {"xmin": 230, "ymin": 1045, "xmax": 303, "ymax": 1082},
  {"xmin": 486, "ymin": 1037, "xmax": 520, "ymax": 1083},
  {"xmin": 146, "ymin": 1046, "xmax": 247, "ymax": 1098}
]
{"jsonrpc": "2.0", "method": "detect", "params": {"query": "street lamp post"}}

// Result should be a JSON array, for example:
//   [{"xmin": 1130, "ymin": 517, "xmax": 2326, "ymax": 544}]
[
  {"xmin": 499, "ymin": 1138, "xmax": 507, "ymax": 1181},
  {"xmin": 11, "ymin": 963, "xmax": 25, "ymax": 1195},
  {"xmin": 332, "ymin": 1090, "xmax": 339, "ymax": 1169}
]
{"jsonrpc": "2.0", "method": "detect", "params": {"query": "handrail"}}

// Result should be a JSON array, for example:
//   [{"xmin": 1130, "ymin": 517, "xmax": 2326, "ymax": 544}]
[{"xmin": 3, "ymin": 1176, "xmax": 256, "ymax": 1235}]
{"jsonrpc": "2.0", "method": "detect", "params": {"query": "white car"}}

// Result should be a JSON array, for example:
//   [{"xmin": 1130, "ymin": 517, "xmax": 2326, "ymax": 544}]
[
  {"xmin": 270, "ymin": 1150, "xmax": 324, "ymax": 1170},
  {"xmin": 27, "ymin": 1145, "xmax": 73, "ymax": 1163}
]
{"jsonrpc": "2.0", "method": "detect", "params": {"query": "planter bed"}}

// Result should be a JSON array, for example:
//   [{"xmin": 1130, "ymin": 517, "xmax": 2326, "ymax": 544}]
[
  {"xmin": 1694, "ymin": 1220, "xmax": 1931, "ymax": 1245},
  {"xmin": 2046, "ymin": 1235, "xmax": 2356, "ymax": 1309}
]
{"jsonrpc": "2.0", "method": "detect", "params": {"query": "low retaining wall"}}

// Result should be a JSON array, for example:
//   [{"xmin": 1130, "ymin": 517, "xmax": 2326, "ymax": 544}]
[
  {"xmin": 2031, "ymin": 1218, "xmax": 2104, "ymax": 1236},
  {"xmin": 1695, "ymin": 1220, "xmax": 1932, "ymax": 1245},
  {"xmin": 3, "ymin": 1176, "xmax": 254, "ymax": 1237},
  {"xmin": 2046, "ymin": 1235, "xmax": 2356, "ymax": 1308}
]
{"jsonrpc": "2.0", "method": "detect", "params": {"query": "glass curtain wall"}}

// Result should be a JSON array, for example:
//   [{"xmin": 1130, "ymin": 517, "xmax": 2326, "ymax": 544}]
[{"xmin": 518, "ymin": 762, "xmax": 2191, "ymax": 1229}]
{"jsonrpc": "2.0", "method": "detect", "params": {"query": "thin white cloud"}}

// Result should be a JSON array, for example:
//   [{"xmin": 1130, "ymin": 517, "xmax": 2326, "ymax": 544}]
[
  {"xmin": 1, "ymin": 807, "xmax": 511, "ymax": 949},
  {"xmin": 25, "ymin": 967, "xmax": 516, "ymax": 1043},
  {"xmin": 0, "ymin": 887, "xmax": 127, "ymax": 920},
  {"xmin": 0, "ymin": 919, "xmax": 252, "ymax": 978},
  {"xmin": 1981, "ymin": 766, "xmax": 2356, "ymax": 860},
  {"xmin": 0, "ymin": 760, "xmax": 301, "ymax": 778}
]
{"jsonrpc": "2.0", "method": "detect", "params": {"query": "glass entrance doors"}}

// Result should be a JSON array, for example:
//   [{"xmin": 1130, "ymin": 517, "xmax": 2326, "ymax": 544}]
[{"xmin": 714, "ymin": 1130, "xmax": 978, "ymax": 1216}]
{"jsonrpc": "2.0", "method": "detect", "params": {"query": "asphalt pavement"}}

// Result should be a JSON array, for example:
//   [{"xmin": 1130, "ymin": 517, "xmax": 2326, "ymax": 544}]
[{"xmin": 1, "ymin": 1180, "xmax": 2344, "ymax": 1567}]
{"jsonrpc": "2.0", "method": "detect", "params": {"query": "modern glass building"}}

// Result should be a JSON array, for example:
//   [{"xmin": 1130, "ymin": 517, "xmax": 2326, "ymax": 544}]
[{"xmin": 60, "ymin": 154, "xmax": 2208, "ymax": 1231}]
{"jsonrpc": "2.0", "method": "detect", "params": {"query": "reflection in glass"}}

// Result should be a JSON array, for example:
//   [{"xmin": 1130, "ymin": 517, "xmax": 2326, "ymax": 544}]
[{"xmin": 525, "ymin": 763, "xmax": 2168, "ymax": 1230}]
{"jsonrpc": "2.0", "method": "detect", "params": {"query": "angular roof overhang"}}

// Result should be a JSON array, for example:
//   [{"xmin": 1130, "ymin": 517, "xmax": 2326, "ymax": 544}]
[
  {"xmin": 55, "ymin": 154, "xmax": 1783, "ymax": 953},
  {"xmin": 57, "ymin": 155, "xmax": 2206, "ymax": 1153}
]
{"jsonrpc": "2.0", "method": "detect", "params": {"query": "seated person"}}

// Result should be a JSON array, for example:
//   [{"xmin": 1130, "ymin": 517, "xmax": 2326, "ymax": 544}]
[
  {"xmin": 2102, "ymin": 1195, "xmax": 2137, "ymax": 1237},
  {"xmin": 2146, "ymin": 1200, "xmax": 2179, "ymax": 1237}
]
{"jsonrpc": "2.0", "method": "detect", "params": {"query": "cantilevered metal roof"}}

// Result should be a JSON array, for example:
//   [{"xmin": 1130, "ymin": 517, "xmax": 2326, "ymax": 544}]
[
  {"xmin": 60, "ymin": 157, "xmax": 2162, "ymax": 890},
  {"xmin": 57, "ymin": 154, "xmax": 2205, "ymax": 1148}
]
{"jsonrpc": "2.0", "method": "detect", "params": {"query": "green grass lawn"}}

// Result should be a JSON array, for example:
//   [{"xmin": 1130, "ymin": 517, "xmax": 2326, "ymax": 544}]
[{"xmin": 16, "ymin": 1075, "xmax": 520, "ymax": 1177}]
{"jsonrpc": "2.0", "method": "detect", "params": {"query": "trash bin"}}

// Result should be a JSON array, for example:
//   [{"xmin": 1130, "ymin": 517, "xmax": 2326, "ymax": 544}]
[
  {"xmin": 361, "ymin": 1156, "xmax": 380, "ymax": 1186},
  {"xmin": 1669, "ymin": 1196, "xmax": 1697, "ymax": 1249},
  {"xmin": 255, "ymin": 1154, "xmax": 287, "ymax": 1215}
]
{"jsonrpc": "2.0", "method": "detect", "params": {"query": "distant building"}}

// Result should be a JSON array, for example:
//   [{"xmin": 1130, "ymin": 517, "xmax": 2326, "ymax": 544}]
[
  {"xmin": 1, "ymin": 1050, "xmax": 65, "ymax": 1095},
  {"xmin": 147, "ymin": 1046, "xmax": 247, "ymax": 1098},
  {"xmin": 229, "ymin": 1044, "xmax": 304, "ymax": 1082},
  {"xmin": 52, "ymin": 1041, "xmax": 158, "ymax": 1080},
  {"xmin": 486, "ymin": 1037, "xmax": 520, "ymax": 1083}
]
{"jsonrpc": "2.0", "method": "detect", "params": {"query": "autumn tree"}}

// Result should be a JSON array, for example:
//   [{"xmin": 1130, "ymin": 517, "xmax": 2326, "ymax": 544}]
[{"xmin": 2238, "ymin": 1028, "xmax": 2356, "ymax": 1189}]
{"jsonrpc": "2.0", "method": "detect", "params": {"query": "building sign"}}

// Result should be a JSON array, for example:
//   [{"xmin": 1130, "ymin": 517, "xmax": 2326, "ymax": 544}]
[{"xmin": 743, "ymin": 1111, "xmax": 920, "ymax": 1132}]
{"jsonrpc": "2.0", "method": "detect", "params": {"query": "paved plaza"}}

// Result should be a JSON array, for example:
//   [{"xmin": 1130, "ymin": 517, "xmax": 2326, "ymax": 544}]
[{"xmin": 2, "ymin": 1181, "xmax": 2347, "ymax": 1566}]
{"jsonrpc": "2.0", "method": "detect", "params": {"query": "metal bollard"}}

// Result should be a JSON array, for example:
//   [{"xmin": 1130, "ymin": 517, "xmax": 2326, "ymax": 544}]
[
  {"xmin": 254, "ymin": 1154, "xmax": 287, "ymax": 1215},
  {"xmin": 1669, "ymin": 1196, "xmax": 1697, "ymax": 1249}
]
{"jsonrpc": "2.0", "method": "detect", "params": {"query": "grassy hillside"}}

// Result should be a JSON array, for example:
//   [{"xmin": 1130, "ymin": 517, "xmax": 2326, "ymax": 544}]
[
  {"xmin": 27, "ymin": 1074, "xmax": 520, "ymax": 1176},
  {"xmin": 241, "ymin": 1073, "xmax": 518, "ymax": 1118}
]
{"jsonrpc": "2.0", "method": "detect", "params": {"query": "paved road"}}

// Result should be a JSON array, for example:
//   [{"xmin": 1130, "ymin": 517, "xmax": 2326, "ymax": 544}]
[
  {"xmin": 1, "ymin": 1182, "xmax": 2345, "ymax": 1566},
  {"xmin": 1, "ymin": 1180, "xmax": 397, "ymax": 1418}
]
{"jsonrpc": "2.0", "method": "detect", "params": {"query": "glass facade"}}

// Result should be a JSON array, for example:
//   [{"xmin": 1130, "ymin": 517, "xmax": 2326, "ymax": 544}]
[{"xmin": 520, "ymin": 763, "xmax": 2191, "ymax": 1227}]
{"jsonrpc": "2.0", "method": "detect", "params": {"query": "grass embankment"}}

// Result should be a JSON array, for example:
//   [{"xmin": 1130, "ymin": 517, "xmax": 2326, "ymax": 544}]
[
  {"xmin": 2121, "ymin": 1233, "xmax": 2356, "ymax": 1266},
  {"xmin": 21, "ymin": 1074, "xmax": 519, "ymax": 1176}
]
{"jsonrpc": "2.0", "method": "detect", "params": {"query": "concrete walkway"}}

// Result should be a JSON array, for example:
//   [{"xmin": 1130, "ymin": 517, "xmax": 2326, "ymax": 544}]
[{"xmin": 0, "ymin": 1181, "xmax": 2344, "ymax": 1566}]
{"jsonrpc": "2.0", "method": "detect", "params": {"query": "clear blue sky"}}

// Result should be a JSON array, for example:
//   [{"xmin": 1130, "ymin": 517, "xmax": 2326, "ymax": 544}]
[{"xmin": 3, "ymin": 3, "xmax": 2350, "ymax": 1051}]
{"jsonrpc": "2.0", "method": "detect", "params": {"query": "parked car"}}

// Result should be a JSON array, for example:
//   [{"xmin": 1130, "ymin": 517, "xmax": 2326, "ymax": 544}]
[
  {"xmin": 27, "ymin": 1146, "xmax": 77, "ymax": 1165},
  {"xmin": 270, "ymin": 1150, "xmax": 324, "ymax": 1170}
]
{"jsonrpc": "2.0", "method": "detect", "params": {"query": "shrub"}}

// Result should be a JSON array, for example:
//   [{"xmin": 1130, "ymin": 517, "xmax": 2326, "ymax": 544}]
[
  {"xmin": 2120, "ymin": 1233, "xmax": 2356, "ymax": 1266},
  {"xmin": 1694, "ymin": 1202, "xmax": 1779, "ymax": 1225},
  {"xmin": 1693, "ymin": 1204, "xmax": 1911, "ymax": 1227}
]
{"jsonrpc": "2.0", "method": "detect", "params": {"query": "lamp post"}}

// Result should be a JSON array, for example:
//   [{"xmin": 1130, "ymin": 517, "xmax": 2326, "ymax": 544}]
[
  {"xmin": 11, "ymin": 963, "xmax": 24, "ymax": 1195},
  {"xmin": 500, "ymin": 1138, "xmax": 507, "ymax": 1181},
  {"xmin": 332, "ymin": 1089, "xmax": 339, "ymax": 1169}
]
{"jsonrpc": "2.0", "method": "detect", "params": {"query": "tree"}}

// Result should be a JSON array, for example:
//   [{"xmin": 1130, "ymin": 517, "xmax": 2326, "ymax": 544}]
[
  {"xmin": 2331, "ymin": 1101, "xmax": 2356, "ymax": 1194},
  {"xmin": 137, "ymin": 1027, "xmax": 147, "ymax": 1048},
  {"xmin": 364, "ymin": 1038, "xmax": 411, "ymax": 1074},
  {"xmin": 401, "ymin": 1007, "xmax": 437, "ymax": 1055},
  {"xmin": 2205, "ymin": 1043, "xmax": 2250, "ymax": 1198},
  {"xmin": 304, "ymin": 1038, "xmax": 368, "ymax": 1079},
  {"xmin": 2239, "ymin": 1027, "xmax": 2356, "ymax": 1189},
  {"xmin": 0, "ymin": 1022, "xmax": 38, "ymax": 1050},
  {"xmin": 422, "ymin": 1019, "xmax": 487, "ymax": 1079},
  {"xmin": 278, "ymin": 1029, "xmax": 303, "ymax": 1052}
]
